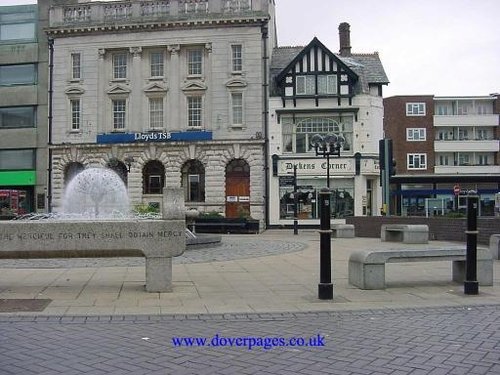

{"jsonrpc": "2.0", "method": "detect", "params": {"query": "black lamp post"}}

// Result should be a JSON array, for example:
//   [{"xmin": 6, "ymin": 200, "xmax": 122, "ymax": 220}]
[
  {"xmin": 310, "ymin": 134, "xmax": 344, "ymax": 300},
  {"xmin": 311, "ymin": 134, "xmax": 344, "ymax": 188}
]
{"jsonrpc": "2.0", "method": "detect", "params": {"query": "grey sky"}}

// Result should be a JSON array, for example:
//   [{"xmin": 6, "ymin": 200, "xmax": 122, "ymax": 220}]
[{"xmin": 2, "ymin": 0, "xmax": 499, "ymax": 97}]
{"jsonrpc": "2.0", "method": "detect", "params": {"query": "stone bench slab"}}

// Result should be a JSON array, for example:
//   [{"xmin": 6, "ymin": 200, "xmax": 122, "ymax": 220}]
[
  {"xmin": 348, "ymin": 246, "xmax": 493, "ymax": 290},
  {"xmin": 381, "ymin": 224, "xmax": 429, "ymax": 244},
  {"xmin": 490, "ymin": 234, "xmax": 500, "ymax": 260},
  {"xmin": 332, "ymin": 224, "xmax": 355, "ymax": 238}
]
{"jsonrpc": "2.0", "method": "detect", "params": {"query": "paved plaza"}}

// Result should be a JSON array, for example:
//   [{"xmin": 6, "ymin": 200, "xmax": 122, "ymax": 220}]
[{"xmin": 0, "ymin": 230, "xmax": 499, "ymax": 374}]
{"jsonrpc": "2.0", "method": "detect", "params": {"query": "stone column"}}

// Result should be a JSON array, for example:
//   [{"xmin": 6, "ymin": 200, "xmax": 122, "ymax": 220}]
[
  {"xmin": 129, "ymin": 46, "xmax": 143, "ymax": 131},
  {"xmin": 97, "ymin": 48, "xmax": 106, "ymax": 133},
  {"xmin": 168, "ymin": 45, "xmax": 180, "ymax": 130}
]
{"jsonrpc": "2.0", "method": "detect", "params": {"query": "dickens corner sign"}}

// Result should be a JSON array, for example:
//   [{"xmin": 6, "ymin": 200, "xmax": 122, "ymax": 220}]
[
  {"xmin": 278, "ymin": 159, "xmax": 355, "ymax": 176},
  {"xmin": 97, "ymin": 131, "xmax": 212, "ymax": 144}
]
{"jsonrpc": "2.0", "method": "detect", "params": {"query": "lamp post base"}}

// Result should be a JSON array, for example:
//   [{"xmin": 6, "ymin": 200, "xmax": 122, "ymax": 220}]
[
  {"xmin": 318, "ymin": 283, "xmax": 333, "ymax": 300},
  {"xmin": 464, "ymin": 281, "xmax": 479, "ymax": 295}
]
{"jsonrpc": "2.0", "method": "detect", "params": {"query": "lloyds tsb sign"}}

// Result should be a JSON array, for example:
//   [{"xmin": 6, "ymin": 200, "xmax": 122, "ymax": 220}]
[{"xmin": 97, "ymin": 131, "xmax": 213, "ymax": 144}]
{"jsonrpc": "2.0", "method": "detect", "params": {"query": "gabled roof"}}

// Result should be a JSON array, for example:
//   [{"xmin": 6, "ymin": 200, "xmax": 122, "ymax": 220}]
[
  {"xmin": 270, "ymin": 37, "xmax": 389, "ymax": 97},
  {"xmin": 275, "ymin": 37, "xmax": 358, "ymax": 83}
]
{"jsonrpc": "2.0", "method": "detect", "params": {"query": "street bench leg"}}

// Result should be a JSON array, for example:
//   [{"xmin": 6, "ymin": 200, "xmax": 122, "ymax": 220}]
[
  {"xmin": 145, "ymin": 257, "xmax": 173, "ymax": 292},
  {"xmin": 452, "ymin": 259, "xmax": 493, "ymax": 286},
  {"xmin": 349, "ymin": 261, "xmax": 385, "ymax": 289}
]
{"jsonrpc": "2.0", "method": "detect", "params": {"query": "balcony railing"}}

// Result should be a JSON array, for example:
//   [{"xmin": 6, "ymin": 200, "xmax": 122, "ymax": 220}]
[{"xmin": 54, "ymin": 0, "xmax": 265, "ymax": 27}]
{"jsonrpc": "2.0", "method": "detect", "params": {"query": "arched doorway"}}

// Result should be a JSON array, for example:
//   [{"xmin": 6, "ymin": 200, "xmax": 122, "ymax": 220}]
[
  {"xmin": 181, "ymin": 159, "xmax": 205, "ymax": 202},
  {"xmin": 63, "ymin": 162, "xmax": 85, "ymax": 186},
  {"xmin": 225, "ymin": 159, "xmax": 250, "ymax": 218},
  {"xmin": 143, "ymin": 160, "xmax": 165, "ymax": 194},
  {"xmin": 106, "ymin": 158, "xmax": 128, "ymax": 185}
]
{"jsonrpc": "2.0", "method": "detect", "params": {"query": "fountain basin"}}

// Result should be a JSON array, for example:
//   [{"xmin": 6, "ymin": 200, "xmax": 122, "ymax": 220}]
[{"xmin": 0, "ymin": 219, "xmax": 185, "ymax": 292}]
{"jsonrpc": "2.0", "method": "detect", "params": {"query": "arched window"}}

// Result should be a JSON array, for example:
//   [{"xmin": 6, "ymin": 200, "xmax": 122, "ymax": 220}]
[
  {"xmin": 63, "ymin": 162, "xmax": 84, "ymax": 186},
  {"xmin": 181, "ymin": 159, "xmax": 205, "ymax": 202},
  {"xmin": 106, "ymin": 158, "xmax": 128, "ymax": 185},
  {"xmin": 143, "ymin": 160, "xmax": 165, "ymax": 194}
]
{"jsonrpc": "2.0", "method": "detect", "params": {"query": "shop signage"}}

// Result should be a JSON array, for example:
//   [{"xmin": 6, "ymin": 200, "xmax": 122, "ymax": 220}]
[
  {"xmin": 278, "ymin": 159, "xmax": 355, "ymax": 176},
  {"xmin": 96, "ymin": 131, "xmax": 213, "ymax": 144}
]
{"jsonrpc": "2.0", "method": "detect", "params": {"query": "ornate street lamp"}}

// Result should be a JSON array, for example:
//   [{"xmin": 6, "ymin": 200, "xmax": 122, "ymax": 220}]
[
  {"xmin": 310, "ymin": 133, "xmax": 344, "ymax": 300},
  {"xmin": 310, "ymin": 133, "xmax": 345, "ymax": 188}
]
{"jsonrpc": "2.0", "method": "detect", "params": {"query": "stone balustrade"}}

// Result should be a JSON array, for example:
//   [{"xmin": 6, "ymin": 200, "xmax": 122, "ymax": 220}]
[{"xmin": 51, "ymin": 0, "xmax": 263, "ymax": 27}]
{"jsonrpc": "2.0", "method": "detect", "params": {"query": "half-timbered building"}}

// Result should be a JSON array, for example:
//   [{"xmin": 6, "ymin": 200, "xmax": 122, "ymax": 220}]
[{"xmin": 268, "ymin": 23, "xmax": 389, "ymax": 226}]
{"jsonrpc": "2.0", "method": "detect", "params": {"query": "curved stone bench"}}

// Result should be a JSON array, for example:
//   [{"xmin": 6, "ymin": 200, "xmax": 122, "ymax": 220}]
[
  {"xmin": 348, "ymin": 247, "xmax": 493, "ymax": 289},
  {"xmin": 381, "ymin": 224, "xmax": 429, "ymax": 244},
  {"xmin": 0, "ymin": 219, "xmax": 185, "ymax": 292}
]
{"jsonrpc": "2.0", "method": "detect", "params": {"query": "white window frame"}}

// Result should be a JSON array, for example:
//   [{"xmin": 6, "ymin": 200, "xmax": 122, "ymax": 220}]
[
  {"xmin": 149, "ymin": 97, "xmax": 164, "ymax": 129},
  {"xmin": 187, "ymin": 48, "xmax": 203, "ymax": 76},
  {"xmin": 296, "ymin": 75, "xmax": 315, "ymax": 95},
  {"xmin": 71, "ymin": 53, "xmax": 81, "ymax": 80},
  {"xmin": 112, "ymin": 99, "xmax": 126, "ymax": 130},
  {"xmin": 150, "ymin": 51, "xmax": 164, "ymax": 78},
  {"xmin": 407, "ymin": 153, "xmax": 427, "ymax": 169},
  {"xmin": 231, "ymin": 92, "xmax": 243, "ymax": 126},
  {"xmin": 112, "ymin": 52, "xmax": 127, "ymax": 79},
  {"xmin": 406, "ymin": 128, "xmax": 426, "ymax": 141},
  {"xmin": 231, "ymin": 44, "xmax": 242, "ymax": 72},
  {"xmin": 317, "ymin": 74, "xmax": 337, "ymax": 95},
  {"xmin": 187, "ymin": 96, "xmax": 202, "ymax": 128},
  {"xmin": 70, "ymin": 98, "xmax": 81, "ymax": 131},
  {"xmin": 406, "ymin": 102, "xmax": 426, "ymax": 116}
]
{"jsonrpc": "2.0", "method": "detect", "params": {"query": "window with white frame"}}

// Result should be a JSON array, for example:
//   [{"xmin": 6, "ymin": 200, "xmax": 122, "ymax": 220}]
[
  {"xmin": 231, "ymin": 92, "xmax": 243, "ymax": 125},
  {"xmin": 231, "ymin": 44, "xmax": 242, "ymax": 72},
  {"xmin": 149, "ymin": 97, "xmax": 164, "ymax": 129},
  {"xmin": 150, "ymin": 51, "xmax": 164, "ymax": 77},
  {"xmin": 112, "ymin": 53, "xmax": 127, "ymax": 79},
  {"xmin": 438, "ymin": 154, "xmax": 450, "ymax": 166},
  {"xmin": 296, "ymin": 75, "xmax": 315, "ymax": 95},
  {"xmin": 187, "ymin": 48, "xmax": 202, "ymax": 75},
  {"xmin": 70, "ymin": 99, "xmax": 80, "ymax": 131},
  {"xmin": 71, "ymin": 53, "xmax": 81, "ymax": 80},
  {"xmin": 458, "ymin": 153, "xmax": 470, "ymax": 166},
  {"xmin": 477, "ymin": 154, "xmax": 490, "ymax": 165},
  {"xmin": 407, "ymin": 153, "xmax": 427, "ymax": 169},
  {"xmin": 406, "ymin": 102, "xmax": 426, "ymax": 116},
  {"xmin": 317, "ymin": 75, "xmax": 337, "ymax": 94},
  {"xmin": 406, "ymin": 128, "xmax": 426, "ymax": 141},
  {"xmin": 187, "ymin": 96, "xmax": 202, "ymax": 127},
  {"xmin": 435, "ymin": 104, "xmax": 450, "ymax": 115},
  {"xmin": 112, "ymin": 99, "xmax": 126, "ymax": 129}
]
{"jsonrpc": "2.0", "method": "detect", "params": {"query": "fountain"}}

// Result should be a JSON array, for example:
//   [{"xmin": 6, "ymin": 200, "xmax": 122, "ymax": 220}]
[
  {"xmin": 62, "ymin": 168, "xmax": 130, "ymax": 218},
  {"xmin": 0, "ymin": 168, "xmax": 185, "ymax": 292}
]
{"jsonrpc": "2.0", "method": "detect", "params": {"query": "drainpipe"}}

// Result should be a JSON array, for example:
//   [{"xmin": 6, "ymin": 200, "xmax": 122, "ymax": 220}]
[
  {"xmin": 262, "ymin": 23, "xmax": 270, "ymax": 228},
  {"xmin": 47, "ymin": 37, "xmax": 54, "ymax": 213}
]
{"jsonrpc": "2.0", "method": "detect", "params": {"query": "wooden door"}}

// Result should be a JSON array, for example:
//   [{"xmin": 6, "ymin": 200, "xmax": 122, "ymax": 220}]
[{"xmin": 225, "ymin": 159, "xmax": 250, "ymax": 218}]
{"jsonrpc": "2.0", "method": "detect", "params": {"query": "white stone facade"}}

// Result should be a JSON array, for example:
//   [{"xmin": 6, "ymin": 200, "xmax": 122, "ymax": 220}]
[{"xmin": 48, "ymin": 0, "xmax": 275, "ymax": 225}]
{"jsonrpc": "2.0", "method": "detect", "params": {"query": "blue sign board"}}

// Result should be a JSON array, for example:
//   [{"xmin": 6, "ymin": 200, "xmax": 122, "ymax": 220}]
[{"xmin": 97, "ymin": 131, "xmax": 213, "ymax": 144}]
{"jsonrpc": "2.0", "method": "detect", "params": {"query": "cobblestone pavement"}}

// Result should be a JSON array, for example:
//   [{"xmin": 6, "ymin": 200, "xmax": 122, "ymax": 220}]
[
  {"xmin": 1, "ymin": 305, "xmax": 499, "ymax": 375},
  {"xmin": 0, "ymin": 237, "xmax": 307, "ymax": 268}
]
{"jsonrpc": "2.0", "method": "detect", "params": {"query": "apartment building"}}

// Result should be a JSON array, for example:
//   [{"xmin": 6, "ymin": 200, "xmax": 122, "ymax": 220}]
[
  {"xmin": 268, "ymin": 23, "xmax": 389, "ymax": 226},
  {"xmin": 384, "ymin": 94, "xmax": 500, "ymax": 216},
  {"xmin": 0, "ymin": 4, "xmax": 49, "ymax": 217},
  {"xmin": 46, "ymin": 0, "xmax": 276, "ymax": 226}
]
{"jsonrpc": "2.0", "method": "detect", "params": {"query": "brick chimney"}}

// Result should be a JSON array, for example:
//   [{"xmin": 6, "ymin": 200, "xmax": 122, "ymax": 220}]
[{"xmin": 339, "ymin": 22, "xmax": 351, "ymax": 57}]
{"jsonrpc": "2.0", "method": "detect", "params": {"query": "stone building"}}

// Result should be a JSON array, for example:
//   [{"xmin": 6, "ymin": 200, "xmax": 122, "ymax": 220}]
[
  {"xmin": 0, "ymin": 4, "xmax": 49, "ymax": 216},
  {"xmin": 268, "ymin": 23, "xmax": 389, "ymax": 226},
  {"xmin": 46, "ymin": 0, "xmax": 276, "ymax": 226},
  {"xmin": 384, "ymin": 94, "xmax": 500, "ymax": 216}
]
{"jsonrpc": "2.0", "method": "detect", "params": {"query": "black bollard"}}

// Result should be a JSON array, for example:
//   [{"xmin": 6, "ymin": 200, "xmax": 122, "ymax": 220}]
[
  {"xmin": 318, "ymin": 188, "xmax": 333, "ymax": 300},
  {"xmin": 464, "ymin": 191, "xmax": 479, "ymax": 295}
]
